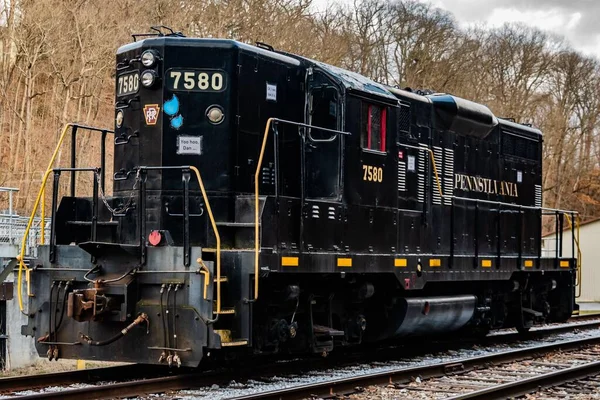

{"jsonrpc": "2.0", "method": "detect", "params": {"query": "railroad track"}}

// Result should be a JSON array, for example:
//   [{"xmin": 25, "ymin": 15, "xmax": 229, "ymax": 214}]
[
  {"xmin": 3, "ymin": 316, "xmax": 600, "ymax": 399},
  {"xmin": 232, "ymin": 335, "xmax": 600, "ymax": 400}
]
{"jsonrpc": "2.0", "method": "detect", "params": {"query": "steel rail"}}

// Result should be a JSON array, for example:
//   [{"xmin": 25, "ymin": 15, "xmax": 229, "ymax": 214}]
[
  {"xmin": 0, "ymin": 364, "xmax": 163, "ymax": 393},
  {"xmin": 447, "ymin": 360, "xmax": 600, "ymax": 399},
  {"xmin": 487, "ymin": 317, "xmax": 600, "ymax": 340}
]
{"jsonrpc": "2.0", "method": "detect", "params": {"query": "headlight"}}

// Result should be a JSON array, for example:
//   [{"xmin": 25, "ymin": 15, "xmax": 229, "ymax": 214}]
[
  {"xmin": 141, "ymin": 70, "xmax": 157, "ymax": 87},
  {"xmin": 115, "ymin": 110, "xmax": 124, "ymax": 128},
  {"xmin": 141, "ymin": 50, "xmax": 157, "ymax": 67},
  {"xmin": 206, "ymin": 105, "xmax": 225, "ymax": 124}
]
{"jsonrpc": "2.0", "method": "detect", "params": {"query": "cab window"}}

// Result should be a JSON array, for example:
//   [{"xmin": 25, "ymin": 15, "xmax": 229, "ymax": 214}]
[{"xmin": 361, "ymin": 103, "xmax": 386, "ymax": 152}]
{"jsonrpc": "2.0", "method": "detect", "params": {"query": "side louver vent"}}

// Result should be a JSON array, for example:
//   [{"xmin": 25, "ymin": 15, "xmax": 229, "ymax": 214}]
[
  {"xmin": 432, "ymin": 146, "xmax": 443, "ymax": 205},
  {"xmin": 444, "ymin": 148, "xmax": 454, "ymax": 206},
  {"xmin": 535, "ymin": 185, "xmax": 542, "ymax": 207},
  {"xmin": 417, "ymin": 144, "xmax": 427, "ymax": 203},
  {"xmin": 398, "ymin": 160, "xmax": 406, "ymax": 192}
]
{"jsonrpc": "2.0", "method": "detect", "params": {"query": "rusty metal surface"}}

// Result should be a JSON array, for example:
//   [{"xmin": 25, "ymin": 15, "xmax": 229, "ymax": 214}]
[{"xmin": 0, "ymin": 282, "xmax": 13, "ymax": 301}]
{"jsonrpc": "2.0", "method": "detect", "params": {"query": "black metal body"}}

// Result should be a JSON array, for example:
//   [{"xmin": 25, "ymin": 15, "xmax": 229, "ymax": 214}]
[{"xmin": 22, "ymin": 33, "xmax": 578, "ymax": 367}]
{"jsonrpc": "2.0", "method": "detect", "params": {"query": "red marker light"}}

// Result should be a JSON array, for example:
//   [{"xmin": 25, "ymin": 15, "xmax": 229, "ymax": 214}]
[
  {"xmin": 422, "ymin": 301, "xmax": 431, "ymax": 316},
  {"xmin": 398, "ymin": 151, "xmax": 404, "ymax": 160},
  {"xmin": 149, "ymin": 230, "xmax": 162, "ymax": 246}
]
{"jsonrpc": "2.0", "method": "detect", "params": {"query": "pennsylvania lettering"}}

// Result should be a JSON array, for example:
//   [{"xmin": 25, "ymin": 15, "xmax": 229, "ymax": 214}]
[{"xmin": 454, "ymin": 173, "xmax": 519, "ymax": 198}]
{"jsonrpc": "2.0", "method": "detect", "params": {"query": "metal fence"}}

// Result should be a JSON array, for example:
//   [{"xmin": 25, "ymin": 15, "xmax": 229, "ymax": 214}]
[{"xmin": 0, "ymin": 188, "xmax": 49, "ymax": 257}]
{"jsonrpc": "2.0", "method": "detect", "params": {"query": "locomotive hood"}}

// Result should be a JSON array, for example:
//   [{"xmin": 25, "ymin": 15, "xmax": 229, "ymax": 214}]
[
  {"xmin": 308, "ymin": 60, "xmax": 399, "ymax": 101},
  {"xmin": 427, "ymin": 93, "xmax": 499, "ymax": 138}
]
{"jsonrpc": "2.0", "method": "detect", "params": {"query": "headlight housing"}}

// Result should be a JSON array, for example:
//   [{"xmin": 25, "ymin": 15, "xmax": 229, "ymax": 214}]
[
  {"xmin": 206, "ymin": 105, "xmax": 225, "ymax": 124},
  {"xmin": 141, "ymin": 70, "xmax": 157, "ymax": 88},
  {"xmin": 115, "ymin": 110, "xmax": 124, "ymax": 128},
  {"xmin": 141, "ymin": 50, "xmax": 157, "ymax": 67}
]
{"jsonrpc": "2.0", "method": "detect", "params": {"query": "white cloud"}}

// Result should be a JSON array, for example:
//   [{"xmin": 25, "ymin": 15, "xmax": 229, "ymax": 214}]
[
  {"xmin": 566, "ymin": 12, "xmax": 582, "ymax": 30},
  {"xmin": 485, "ymin": 8, "xmax": 567, "ymax": 31},
  {"xmin": 422, "ymin": 0, "xmax": 600, "ymax": 58},
  {"xmin": 315, "ymin": 0, "xmax": 600, "ymax": 58}
]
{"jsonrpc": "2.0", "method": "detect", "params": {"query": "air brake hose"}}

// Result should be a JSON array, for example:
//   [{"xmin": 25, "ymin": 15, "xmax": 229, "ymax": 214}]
[{"xmin": 80, "ymin": 313, "xmax": 149, "ymax": 346}]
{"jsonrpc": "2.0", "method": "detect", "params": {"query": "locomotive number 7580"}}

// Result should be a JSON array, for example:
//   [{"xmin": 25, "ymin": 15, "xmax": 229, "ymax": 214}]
[
  {"xmin": 166, "ymin": 69, "xmax": 227, "ymax": 92},
  {"xmin": 362, "ymin": 165, "xmax": 383, "ymax": 182}
]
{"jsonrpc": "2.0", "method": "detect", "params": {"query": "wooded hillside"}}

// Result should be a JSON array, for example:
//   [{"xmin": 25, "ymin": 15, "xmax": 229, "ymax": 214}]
[{"xmin": 1, "ymin": 0, "xmax": 599, "ymax": 221}]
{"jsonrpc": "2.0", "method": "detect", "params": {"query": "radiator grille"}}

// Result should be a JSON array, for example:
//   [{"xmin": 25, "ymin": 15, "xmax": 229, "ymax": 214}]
[{"xmin": 398, "ymin": 103, "xmax": 411, "ymax": 133}]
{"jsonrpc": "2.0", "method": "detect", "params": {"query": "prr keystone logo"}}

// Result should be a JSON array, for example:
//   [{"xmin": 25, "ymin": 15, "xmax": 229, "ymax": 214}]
[{"xmin": 143, "ymin": 104, "xmax": 160, "ymax": 125}]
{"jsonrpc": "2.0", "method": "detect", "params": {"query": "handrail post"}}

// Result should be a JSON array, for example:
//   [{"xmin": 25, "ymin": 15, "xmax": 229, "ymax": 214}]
[
  {"xmin": 8, "ymin": 190, "xmax": 13, "ymax": 245},
  {"xmin": 100, "ymin": 130, "xmax": 107, "ymax": 192},
  {"xmin": 273, "ymin": 123, "xmax": 279, "ymax": 199},
  {"xmin": 299, "ymin": 123, "xmax": 305, "ymax": 253},
  {"xmin": 91, "ymin": 170, "xmax": 99, "ymax": 244},
  {"xmin": 576, "ymin": 214, "xmax": 581, "ymax": 297},
  {"xmin": 450, "ymin": 197, "xmax": 454, "ymax": 268},
  {"xmin": 537, "ymin": 208, "xmax": 542, "ymax": 262},
  {"xmin": 182, "ymin": 169, "xmax": 191, "ymax": 268},
  {"xmin": 474, "ymin": 200, "xmax": 479, "ymax": 268},
  {"xmin": 497, "ymin": 204, "xmax": 502, "ymax": 269},
  {"xmin": 49, "ymin": 170, "xmax": 61, "ymax": 263},
  {"xmin": 138, "ymin": 169, "xmax": 147, "ymax": 266},
  {"xmin": 554, "ymin": 211, "xmax": 562, "ymax": 268},
  {"xmin": 70, "ymin": 125, "xmax": 78, "ymax": 197},
  {"xmin": 571, "ymin": 212, "xmax": 575, "ymax": 260},
  {"xmin": 90, "ymin": 169, "xmax": 99, "ymax": 264},
  {"xmin": 558, "ymin": 212, "xmax": 564, "ymax": 258},
  {"xmin": 517, "ymin": 205, "xmax": 523, "ymax": 268},
  {"xmin": 554, "ymin": 211, "xmax": 559, "ymax": 263}
]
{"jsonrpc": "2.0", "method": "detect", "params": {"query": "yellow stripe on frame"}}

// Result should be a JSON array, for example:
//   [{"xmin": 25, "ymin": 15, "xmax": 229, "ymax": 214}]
[
  {"xmin": 395, "ymin": 258, "xmax": 407, "ymax": 268},
  {"xmin": 524, "ymin": 260, "xmax": 533, "ymax": 268},
  {"xmin": 560, "ymin": 260, "xmax": 570, "ymax": 268},
  {"xmin": 429, "ymin": 259, "xmax": 441, "ymax": 267},
  {"xmin": 281, "ymin": 257, "xmax": 299, "ymax": 267},
  {"xmin": 337, "ymin": 258, "xmax": 352, "ymax": 267},
  {"xmin": 481, "ymin": 259, "xmax": 492, "ymax": 268}
]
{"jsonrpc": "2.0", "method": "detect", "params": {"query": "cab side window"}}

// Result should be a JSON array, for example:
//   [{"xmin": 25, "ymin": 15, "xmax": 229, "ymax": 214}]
[{"xmin": 361, "ymin": 103, "xmax": 386, "ymax": 152}]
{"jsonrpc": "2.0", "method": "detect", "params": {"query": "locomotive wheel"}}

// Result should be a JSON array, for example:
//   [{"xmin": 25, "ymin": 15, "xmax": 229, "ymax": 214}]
[{"xmin": 516, "ymin": 326, "xmax": 531, "ymax": 334}]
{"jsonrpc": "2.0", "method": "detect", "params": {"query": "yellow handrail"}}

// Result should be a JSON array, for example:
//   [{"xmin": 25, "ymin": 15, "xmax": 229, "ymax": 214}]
[
  {"xmin": 427, "ymin": 149, "xmax": 444, "ymax": 199},
  {"xmin": 17, "ymin": 125, "xmax": 220, "ymax": 316},
  {"xmin": 189, "ymin": 166, "xmax": 221, "ymax": 315},
  {"xmin": 18, "ymin": 123, "xmax": 73, "ymax": 313},
  {"xmin": 197, "ymin": 258, "xmax": 210, "ymax": 300},
  {"xmin": 254, "ymin": 118, "xmax": 275, "ymax": 302}
]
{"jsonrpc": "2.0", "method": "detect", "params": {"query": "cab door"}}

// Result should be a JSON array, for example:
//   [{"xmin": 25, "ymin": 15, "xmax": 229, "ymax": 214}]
[{"xmin": 301, "ymin": 71, "xmax": 343, "ymax": 252}]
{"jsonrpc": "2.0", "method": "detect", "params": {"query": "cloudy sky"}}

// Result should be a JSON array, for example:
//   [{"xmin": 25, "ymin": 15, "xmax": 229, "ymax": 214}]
[{"xmin": 421, "ymin": 0, "xmax": 600, "ymax": 58}]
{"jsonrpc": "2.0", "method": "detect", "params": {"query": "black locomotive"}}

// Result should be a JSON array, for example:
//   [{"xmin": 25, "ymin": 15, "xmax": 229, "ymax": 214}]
[{"xmin": 20, "ymin": 28, "xmax": 579, "ymax": 367}]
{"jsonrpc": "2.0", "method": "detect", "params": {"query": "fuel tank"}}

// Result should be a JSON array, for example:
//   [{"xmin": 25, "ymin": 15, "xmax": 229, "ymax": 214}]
[{"xmin": 371, "ymin": 295, "xmax": 477, "ymax": 340}]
